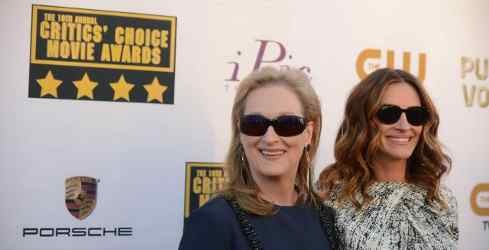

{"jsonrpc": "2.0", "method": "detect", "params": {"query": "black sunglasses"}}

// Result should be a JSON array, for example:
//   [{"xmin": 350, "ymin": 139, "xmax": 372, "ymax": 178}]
[
  {"xmin": 239, "ymin": 114, "xmax": 306, "ymax": 137},
  {"xmin": 376, "ymin": 105, "xmax": 429, "ymax": 126}
]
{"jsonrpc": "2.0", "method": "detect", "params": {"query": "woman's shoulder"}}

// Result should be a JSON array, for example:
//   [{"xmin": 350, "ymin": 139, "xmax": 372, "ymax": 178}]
[
  {"xmin": 179, "ymin": 196, "xmax": 237, "ymax": 250},
  {"xmin": 186, "ymin": 196, "xmax": 234, "ymax": 225},
  {"xmin": 439, "ymin": 185, "xmax": 457, "ymax": 209}
]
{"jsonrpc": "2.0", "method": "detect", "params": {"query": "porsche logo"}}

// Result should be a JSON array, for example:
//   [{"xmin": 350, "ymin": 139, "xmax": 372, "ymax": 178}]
[{"xmin": 65, "ymin": 176, "xmax": 97, "ymax": 220}]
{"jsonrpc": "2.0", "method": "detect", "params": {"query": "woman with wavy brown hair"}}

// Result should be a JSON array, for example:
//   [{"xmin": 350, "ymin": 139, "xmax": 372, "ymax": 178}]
[
  {"xmin": 179, "ymin": 67, "xmax": 338, "ymax": 250},
  {"xmin": 318, "ymin": 68, "xmax": 458, "ymax": 249}
]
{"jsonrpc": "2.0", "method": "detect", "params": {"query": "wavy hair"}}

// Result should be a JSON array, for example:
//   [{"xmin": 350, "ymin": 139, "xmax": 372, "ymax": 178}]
[
  {"xmin": 222, "ymin": 66, "xmax": 322, "ymax": 215},
  {"xmin": 318, "ymin": 68, "xmax": 451, "ymax": 209}
]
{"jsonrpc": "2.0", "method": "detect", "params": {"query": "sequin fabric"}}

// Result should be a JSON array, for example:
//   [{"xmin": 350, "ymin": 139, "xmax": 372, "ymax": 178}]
[{"xmin": 324, "ymin": 182, "xmax": 458, "ymax": 250}]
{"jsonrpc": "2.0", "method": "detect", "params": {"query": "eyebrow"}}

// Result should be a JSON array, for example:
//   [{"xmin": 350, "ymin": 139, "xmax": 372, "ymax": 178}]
[{"xmin": 243, "ymin": 111, "xmax": 303, "ymax": 117}]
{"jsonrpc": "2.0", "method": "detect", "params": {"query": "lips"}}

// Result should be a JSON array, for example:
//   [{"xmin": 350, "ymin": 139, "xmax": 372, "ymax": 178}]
[
  {"xmin": 259, "ymin": 149, "xmax": 286, "ymax": 158},
  {"xmin": 386, "ymin": 136, "xmax": 412, "ymax": 144}
]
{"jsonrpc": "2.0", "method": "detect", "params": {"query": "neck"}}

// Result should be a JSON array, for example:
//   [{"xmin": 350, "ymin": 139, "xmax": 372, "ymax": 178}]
[
  {"xmin": 372, "ymin": 155, "xmax": 407, "ymax": 182},
  {"xmin": 255, "ymin": 176, "xmax": 297, "ymax": 206}
]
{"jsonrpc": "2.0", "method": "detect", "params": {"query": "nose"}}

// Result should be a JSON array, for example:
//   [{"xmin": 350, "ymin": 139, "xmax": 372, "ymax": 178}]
[
  {"xmin": 396, "ymin": 112, "xmax": 411, "ymax": 129},
  {"xmin": 261, "ymin": 125, "xmax": 280, "ymax": 143}
]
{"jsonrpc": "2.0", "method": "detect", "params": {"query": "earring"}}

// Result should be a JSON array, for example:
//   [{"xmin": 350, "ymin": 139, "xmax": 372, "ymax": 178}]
[
  {"xmin": 239, "ymin": 145, "xmax": 248, "ymax": 183},
  {"xmin": 304, "ymin": 144, "xmax": 314, "ymax": 200},
  {"xmin": 240, "ymin": 145, "xmax": 246, "ymax": 164}
]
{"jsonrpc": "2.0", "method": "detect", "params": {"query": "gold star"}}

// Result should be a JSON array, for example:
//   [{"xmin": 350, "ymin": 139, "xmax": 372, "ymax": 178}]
[
  {"xmin": 110, "ymin": 75, "xmax": 134, "ymax": 101},
  {"xmin": 143, "ymin": 77, "xmax": 168, "ymax": 103},
  {"xmin": 36, "ymin": 70, "xmax": 63, "ymax": 98},
  {"xmin": 73, "ymin": 73, "xmax": 98, "ymax": 99}
]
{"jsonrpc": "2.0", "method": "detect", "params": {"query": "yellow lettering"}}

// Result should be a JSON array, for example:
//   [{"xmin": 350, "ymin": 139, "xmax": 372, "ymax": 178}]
[
  {"xmin": 70, "ymin": 42, "xmax": 81, "ymax": 60},
  {"xmin": 463, "ymin": 84, "xmax": 476, "ymax": 107},
  {"xmin": 121, "ymin": 45, "xmax": 132, "ymax": 63},
  {"xmin": 150, "ymin": 30, "xmax": 160, "ymax": 47},
  {"xmin": 40, "ymin": 21, "xmax": 50, "ymax": 39},
  {"xmin": 471, "ymin": 183, "xmax": 489, "ymax": 216},
  {"xmin": 44, "ymin": 13, "xmax": 56, "ymax": 21},
  {"xmin": 160, "ymin": 30, "xmax": 168, "ymax": 48},
  {"xmin": 416, "ymin": 53, "xmax": 427, "ymax": 81},
  {"xmin": 196, "ymin": 170, "xmax": 207, "ymax": 177},
  {"xmin": 152, "ymin": 48, "xmax": 161, "ymax": 65},
  {"xmin": 100, "ymin": 43, "xmax": 111, "ymax": 62},
  {"xmin": 131, "ymin": 46, "xmax": 141, "ymax": 63},
  {"xmin": 86, "ymin": 43, "xmax": 95, "ymax": 61},
  {"xmin": 92, "ymin": 25, "xmax": 103, "ymax": 43},
  {"xmin": 135, "ymin": 28, "xmax": 145, "ymax": 46},
  {"xmin": 50, "ymin": 22, "xmax": 61, "ymax": 40},
  {"xmin": 211, "ymin": 177, "xmax": 225, "ymax": 192},
  {"xmin": 82, "ymin": 25, "xmax": 92, "ymax": 42},
  {"xmin": 193, "ymin": 177, "xmax": 202, "ymax": 194},
  {"xmin": 475, "ymin": 58, "xmax": 488, "ymax": 81},
  {"xmin": 461, "ymin": 57, "xmax": 473, "ymax": 79},
  {"xmin": 66, "ymin": 22, "xmax": 77, "ymax": 41},
  {"xmin": 114, "ymin": 27, "xmax": 124, "ymax": 45},
  {"xmin": 479, "ymin": 86, "xmax": 489, "ymax": 107},
  {"xmin": 59, "ymin": 41, "xmax": 70, "ymax": 59},
  {"xmin": 74, "ymin": 16, "xmax": 98, "ymax": 25},
  {"xmin": 356, "ymin": 48, "xmax": 381, "ymax": 80},
  {"xmin": 46, "ymin": 40, "xmax": 59, "ymax": 58},
  {"xmin": 57, "ymin": 14, "xmax": 73, "ymax": 22},
  {"xmin": 110, "ymin": 44, "xmax": 123, "ymax": 62},
  {"xmin": 124, "ymin": 27, "xmax": 134, "ymax": 45},
  {"xmin": 202, "ymin": 177, "xmax": 211, "ymax": 194},
  {"xmin": 76, "ymin": 23, "xmax": 82, "ymax": 41},
  {"xmin": 142, "ymin": 47, "xmax": 151, "ymax": 64},
  {"xmin": 386, "ymin": 50, "xmax": 394, "ymax": 68}
]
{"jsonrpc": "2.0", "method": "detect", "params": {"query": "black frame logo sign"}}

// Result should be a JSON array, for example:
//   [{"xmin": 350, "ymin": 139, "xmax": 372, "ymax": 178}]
[
  {"xmin": 29, "ymin": 5, "xmax": 177, "ymax": 104},
  {"xmin": 184, "ymin": 162, "xmax": 225, "ymax": 219}
]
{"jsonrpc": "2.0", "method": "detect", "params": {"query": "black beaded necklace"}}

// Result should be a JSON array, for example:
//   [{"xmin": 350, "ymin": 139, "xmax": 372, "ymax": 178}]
[{"xmin": 224, "ymin": 196, "xmax": 339, "ymax": 250}]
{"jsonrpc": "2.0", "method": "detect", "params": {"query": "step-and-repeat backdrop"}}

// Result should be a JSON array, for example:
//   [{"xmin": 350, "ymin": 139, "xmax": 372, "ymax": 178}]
[{"xmin": 1, "ymin": 0, "xmax": 488, "ymax": 249}]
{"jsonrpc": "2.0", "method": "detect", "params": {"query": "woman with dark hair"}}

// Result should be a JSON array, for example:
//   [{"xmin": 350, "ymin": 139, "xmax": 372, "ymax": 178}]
[
  {"xmin": 318, "ymin": 68, "xmax": 458, "ymax": 249},
  {"xmin": 179, "ymin": 67, "xmax": 337, "ymax": 250}
]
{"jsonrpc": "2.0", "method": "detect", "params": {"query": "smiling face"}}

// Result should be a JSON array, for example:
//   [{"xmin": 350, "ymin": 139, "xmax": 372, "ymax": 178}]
[
  {"xmin": 240, "ymin": 84, "xmax": 313, "ymax": 184},
  {"xmin": 374, "ymin": 82, "xmax": 423, "ymax": 163}
]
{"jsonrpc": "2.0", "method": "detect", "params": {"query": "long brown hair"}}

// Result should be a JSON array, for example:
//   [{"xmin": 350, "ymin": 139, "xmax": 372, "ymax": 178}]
[
  {"xmin": 222, "ymin": 66, "xmax": 322, "ymax": 215},
  {"xmin": 318, "ymin": 68, "xmax": 451, "ymax": 209}
]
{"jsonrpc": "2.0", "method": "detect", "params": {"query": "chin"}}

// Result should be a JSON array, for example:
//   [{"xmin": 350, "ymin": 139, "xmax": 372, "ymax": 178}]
[
  {"xmin": 384, "ymin": 150, "xmax": 414, "ymax": 161},
  {"xmin": 259, "ymin": 164, "xmax": 289, "ymax": 177}
]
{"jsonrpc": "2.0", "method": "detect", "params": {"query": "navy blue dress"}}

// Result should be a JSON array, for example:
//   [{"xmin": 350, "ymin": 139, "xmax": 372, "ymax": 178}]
[{"xmin": 179, "ymin": 197, "xmax": 333, "ymax": 250}]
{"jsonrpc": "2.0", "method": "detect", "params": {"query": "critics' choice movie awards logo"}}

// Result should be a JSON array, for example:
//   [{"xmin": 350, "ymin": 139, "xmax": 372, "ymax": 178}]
[
  {"xmin": 22, "ymin": 176, "xmax": 133, "ymax": 238},
  {"xmin": 184, "ymin": 162, "xmax": 225, "ymax": 219},
  {"xmin": 356, "ymin": 48, "xmax": 427, "ymax": 81},
  {"xmin": 471, "ymin": 183, "xmax": 489, "ymax": 231},
  {"xmin": 224, "ymin": 39, "xmax": 311, "ymax": 90},
  {"xmin": 461, "ymin": 56, "xmax": 489, "ymax": 108},
  {"xmin": 28, "ymin": 5, "xmax": 176, "ymax": 104}
]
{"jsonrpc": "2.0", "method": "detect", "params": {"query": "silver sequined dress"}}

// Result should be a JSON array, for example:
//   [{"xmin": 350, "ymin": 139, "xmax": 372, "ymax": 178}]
[{"xmin": 324, "ymin": 182, "xmax": 458, "ymax": 250}]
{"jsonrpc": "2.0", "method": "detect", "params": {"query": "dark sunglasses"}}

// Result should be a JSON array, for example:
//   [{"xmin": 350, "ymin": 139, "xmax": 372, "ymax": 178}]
[
  {"xmin": 376, "ymin": 105, "xmax": 429, "ymax": 126},
  {"xmin": 239, "ymin": 114, "xmax": 306, "ymax": 137}
]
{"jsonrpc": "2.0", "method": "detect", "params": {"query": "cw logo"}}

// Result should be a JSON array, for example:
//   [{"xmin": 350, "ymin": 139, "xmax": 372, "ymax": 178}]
[
  {"xmin": 355, "ymin": 49, "xmax": 427, "ymax": 81},
  {"xmin": 471, "ymin": 183, "xmax": 489, "ymax": 216}
]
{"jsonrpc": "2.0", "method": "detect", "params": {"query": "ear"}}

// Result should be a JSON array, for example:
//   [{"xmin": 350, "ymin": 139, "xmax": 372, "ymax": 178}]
[{"xmin": 304, "ymin": 121, "xmax": 314, "ymax": 145}]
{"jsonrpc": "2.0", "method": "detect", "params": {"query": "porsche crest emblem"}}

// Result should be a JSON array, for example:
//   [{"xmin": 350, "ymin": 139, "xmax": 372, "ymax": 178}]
[{"xmin": 65, "ymin": 176, "xmax": 97, "ymax": 220}]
